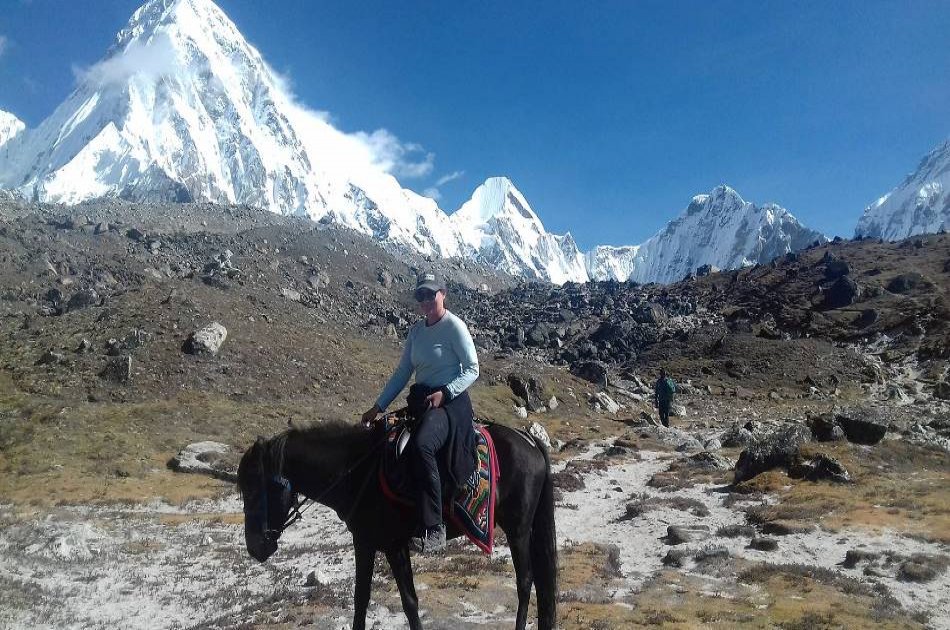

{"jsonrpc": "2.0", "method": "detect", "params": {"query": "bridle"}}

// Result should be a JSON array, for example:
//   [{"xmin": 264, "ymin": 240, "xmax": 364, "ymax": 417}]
[
  {"xmin": 257, "ymin": 433, "xmax": 309, "ymax": 543},
  {"xmin": 254, "ymin": 412, "xmax": 405, "ymax": 542}
]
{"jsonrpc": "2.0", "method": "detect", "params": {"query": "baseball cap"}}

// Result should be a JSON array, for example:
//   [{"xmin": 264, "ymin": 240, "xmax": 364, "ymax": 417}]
[{"xmin": 415, "ymin": 271, "xmax": 444, "ymax": 294}]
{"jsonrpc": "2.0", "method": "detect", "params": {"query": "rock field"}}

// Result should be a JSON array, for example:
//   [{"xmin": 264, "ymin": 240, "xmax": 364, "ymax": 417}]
[{"xmin": 0, "ymin": 199, "xmax": 948, "ymax": 628}]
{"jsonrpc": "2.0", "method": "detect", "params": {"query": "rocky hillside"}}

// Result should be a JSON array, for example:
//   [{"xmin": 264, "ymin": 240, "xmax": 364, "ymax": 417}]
[
  {"xmin": 1, "ymin": 199, "xmax": 948, "ymax": 628},
  {"xmin": 0, "ymin": 197, "xmax": 946, "ymax": 410}
]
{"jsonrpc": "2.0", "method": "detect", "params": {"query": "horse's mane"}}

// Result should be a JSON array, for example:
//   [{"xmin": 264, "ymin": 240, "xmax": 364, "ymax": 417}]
[{"xmin": 288, "ymin": 419, "xmax": 375, "ymax": 451}]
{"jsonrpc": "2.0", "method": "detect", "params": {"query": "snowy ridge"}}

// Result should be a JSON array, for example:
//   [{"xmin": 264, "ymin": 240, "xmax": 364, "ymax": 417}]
[
  {"xmin": 0, "ymin": 111, "xmax": 25, "ymax": 149},
  {"xmin": 586, "ymin": 245, "xmax": 641, "ymax": 282},
  {"xmin": 450, "ymin": 181, "xmax": 822, "ymax": 285},
  {"xmin": 451, "ymin": 177, "xmax": 589, "ymax": 284},
  {"xmin": 855, "ymin": 138, "xmax": 950, "ymax": 240},
  {"xmin": 622, "ymin": 185, "xmax": 825, "ymax": 284}
]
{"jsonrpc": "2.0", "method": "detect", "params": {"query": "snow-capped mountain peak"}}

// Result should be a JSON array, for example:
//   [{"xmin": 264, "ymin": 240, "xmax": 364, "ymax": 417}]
[
  {"xmin": 0, "ymin": 111, "xmax": 25, "ymax": 149},
  {"xmin": 451, "ymin": 177, "xmax": 589, "ymax": 284},
  {"xmin": 855, "ymin": 138, "xmax": 950, "ymax": 240},
  {"xmin": 597, "ymin": 185, "xmax": 826, "ymax": 284},
  {"xmin": 0, "ymin": 0, "xmax": 462, "ymax": 257}
]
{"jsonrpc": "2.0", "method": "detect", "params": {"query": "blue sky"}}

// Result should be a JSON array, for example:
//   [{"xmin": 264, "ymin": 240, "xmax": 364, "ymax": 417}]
[{"xmin": 1, "ymin": 0, "xmax": 948, "ymax": 247}]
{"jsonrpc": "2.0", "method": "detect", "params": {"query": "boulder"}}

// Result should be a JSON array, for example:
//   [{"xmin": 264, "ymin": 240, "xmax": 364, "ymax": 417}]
[
  {"xmin": 66, "ymin": 288, "xmax": 101, "ymax": 311},
  {"xmin": 749, "ymin": 537, "xmax": 779, "ymax": 551},
  {"xmin": 571, "ymin": 360, "xmax": 608, "ymax": 386},
  {"xmin": 36, "ymin": 349, "xmax": 67, "ymax": 366},
  {"xmin": 823, "ymin": 256, "xmax": 851, "ymax": 280},
  {"xmin": 696, "ymin": 264, "xmax": 720, "ymax": 277},
  {"xmin": 934, "ymin": 381, "xmax": 950, "ymax": 400},
  {"xmin": 886, "ymin": 272, "xmax": 930, "ymax": 294},
  {"xmin": 525, "ymin": 323, "xmax": 552, "ymax": 347},
  {"xmin": 632, "ymin": 302, "xmax": 667, "ymax": 324},
  {"xmin": 854, "ymin": 309, "xmax": 879, "ymax": 328},
  {"xmin": 823, "ymin": 276, "xmax": 860, "ymax": 309},
  {"xmin": 734, "ymin": 423, "xmax": 811, "ymax": 483},
  {"xmin": 662, "ymin": 548, "xmax": 691, "ymax": 567},
  {"xmin": 126, "ymin": 227, "xmax": 147, "ymax": 241},
  {"xmin": 552, "ymin": 469, "xmax": 584, "ymax": 492},
  {"xmin": 507, "ymin": 373, "xmax": 546, "ymax": 412},
  {"xmin": 280, "ymin": 287, "xmax": 302, "ymax": 303},
  {"xmin": 835, "ymin": 410, "xmax": 888, "ymax": 445},
  {"xmin": 526, "ymin": 421, "xmax": 552, "ymax": 449},
  {"xmin": 590, "ymin": 391, "xmax": 621, "ymax": 414},
  {"xmin": 687, "ymin": 451, "xmax": 733, "ymax": 470},
  {"xmin": 168, "ymin": 441, "xmax": 239, "ymax": 482},
  {"xmin": 808, "ymin": 413, "xmax": 846, "ymax": 442},
  {"xmin": 721, "ymin": 423, "xmax": 756, "ymax": 448},
  {"xmin": 185, "ymin": 322, "xmax": 228, "ymax": 356},
  {"xmin": 789, "ymin": 453, "xmax": 851, "ymax": 483},
  {"xmin": 662, "ymin": 524, "xmax": 709, "ymax": 546}
]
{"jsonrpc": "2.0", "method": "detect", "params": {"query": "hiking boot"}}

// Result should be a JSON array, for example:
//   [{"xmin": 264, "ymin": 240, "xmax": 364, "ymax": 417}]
[{"xmin": 409, "ymin": 523, "xmax": 446, "ymax": 553}]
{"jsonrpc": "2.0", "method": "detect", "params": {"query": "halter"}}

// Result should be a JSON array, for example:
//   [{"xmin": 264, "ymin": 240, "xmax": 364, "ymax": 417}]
[
  {"xmin": 258, "ymin": 433, "xmax": 308, "ymax": 543},
  {"xmin": 256, "ymin": 412, "xmax": 405, "ymax": 541}
]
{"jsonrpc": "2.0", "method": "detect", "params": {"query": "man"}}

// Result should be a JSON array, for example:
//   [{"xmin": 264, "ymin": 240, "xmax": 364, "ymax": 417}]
[
  {"xmin": 361, "ymin": 272, "xmax": 479, "ymax": 553},
  {"xmin": 654, "ymin": 368, "xmax": 676, "ymax": 428}
]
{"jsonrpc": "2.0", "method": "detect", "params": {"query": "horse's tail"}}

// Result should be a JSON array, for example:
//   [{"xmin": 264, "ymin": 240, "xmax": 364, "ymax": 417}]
[{"xmin": 529, "ymin": 437, "xmax": 557, "ymax": 630}]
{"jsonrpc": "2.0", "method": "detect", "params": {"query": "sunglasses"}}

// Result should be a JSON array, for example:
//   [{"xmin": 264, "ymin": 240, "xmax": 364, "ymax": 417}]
[{"xmin": 415, "ymin": 289, "xmax": 437, "ymax": 303}]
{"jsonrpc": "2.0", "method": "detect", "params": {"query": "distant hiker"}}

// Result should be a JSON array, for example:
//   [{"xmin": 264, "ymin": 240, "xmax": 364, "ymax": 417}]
[
  {"xmin": 361, "ymin": 271, "xmax": 479, "ymax": 553},
  {"xmin": 654, "ymin": 368, "xmax": 676, "ymax": 428}
]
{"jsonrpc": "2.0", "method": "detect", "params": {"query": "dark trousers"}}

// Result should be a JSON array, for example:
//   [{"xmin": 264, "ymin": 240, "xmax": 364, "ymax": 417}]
[
  {"xmin": 658, "ymin": 402, "xmax": 671, "ymax": 427},
  {"xmin": 408, "ymin": 407, "xmax": 450, "ymax": 529}
]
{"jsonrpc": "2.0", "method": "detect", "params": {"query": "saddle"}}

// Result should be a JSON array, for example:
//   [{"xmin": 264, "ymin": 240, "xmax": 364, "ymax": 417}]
[{"xmin": 379, "ymin": 413, "xmax": 500, "ymax": 554}]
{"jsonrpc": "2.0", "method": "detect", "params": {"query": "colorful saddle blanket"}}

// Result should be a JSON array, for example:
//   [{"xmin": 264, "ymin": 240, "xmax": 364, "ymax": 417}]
[{"xmin": 379, "ymin": 423, "xmax": 500, "ymax": 554}]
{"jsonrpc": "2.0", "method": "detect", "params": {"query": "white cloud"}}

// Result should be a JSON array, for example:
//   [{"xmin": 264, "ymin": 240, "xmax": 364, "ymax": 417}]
[
  {"xmin": 268, "ymin": 64, "xmax": 436, "ymax": 183},
  {"xmin": 352, "ymin": 130, "xmax": 434, "ymax": 179},
  {"xmin": 435, "ymin": 170, "xmax": 464, "ymax": 187},
  {"xmin": 421, "ymin": 170, "xmax": 465, "ymax": 202},
  {"xmin": 73, "ymin": 33, "xmax": 178, "ymax": 86}
]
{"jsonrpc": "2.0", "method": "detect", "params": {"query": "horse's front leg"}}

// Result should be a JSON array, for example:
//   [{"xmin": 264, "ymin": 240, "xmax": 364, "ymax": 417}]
[
  {"xmin": 352, "ymin": 539, "xmax": 376, "ymax": 630},
  {"xmin": 385, "ymin": 545, "xmax": 423, "ymax": 630}
]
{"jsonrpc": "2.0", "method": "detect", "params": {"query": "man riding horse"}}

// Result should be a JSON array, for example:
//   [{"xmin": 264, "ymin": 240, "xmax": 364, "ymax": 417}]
[
  {"xmin": 239, "ymin": 271, "xmax": 557, "ymax": 629},
  {"xmin": 361, "ymin": 271, "xmax": 479, "ymax": 553}
]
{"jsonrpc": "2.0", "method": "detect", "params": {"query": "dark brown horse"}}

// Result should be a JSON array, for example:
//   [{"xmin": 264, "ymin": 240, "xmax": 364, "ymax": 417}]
[{"xmin": 237, "ymin": 420, "xmax": 557, "ymax": 630}]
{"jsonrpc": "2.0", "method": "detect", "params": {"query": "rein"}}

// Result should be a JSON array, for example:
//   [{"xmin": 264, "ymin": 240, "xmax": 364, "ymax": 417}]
[{"xmin": 260, "ymin": 412, "xmax": 405, "ymax": 540}]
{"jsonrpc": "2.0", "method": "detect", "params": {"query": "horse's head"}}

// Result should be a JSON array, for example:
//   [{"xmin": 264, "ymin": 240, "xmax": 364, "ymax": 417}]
[{"xmin": 237, "ymin": 436, "xmax": 297, "ymax": 563}]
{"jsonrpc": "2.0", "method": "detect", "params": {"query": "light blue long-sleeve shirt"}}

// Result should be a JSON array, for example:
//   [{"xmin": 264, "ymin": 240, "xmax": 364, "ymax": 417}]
[{"xmin": 375, "ymin": 310, "xmax": 479, "ymax": 411}]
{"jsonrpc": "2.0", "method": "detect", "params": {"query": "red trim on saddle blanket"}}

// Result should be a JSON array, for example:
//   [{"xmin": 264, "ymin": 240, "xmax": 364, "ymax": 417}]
[{"xmin": 378, "ymin": 425, "xmax": 500, "ymax": 555}]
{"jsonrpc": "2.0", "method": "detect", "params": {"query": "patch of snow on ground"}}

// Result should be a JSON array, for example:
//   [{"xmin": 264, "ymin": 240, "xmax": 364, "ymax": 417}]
[{"xmin": 1, "ymin": 445, "xmax": 947, "ymax": 628}]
